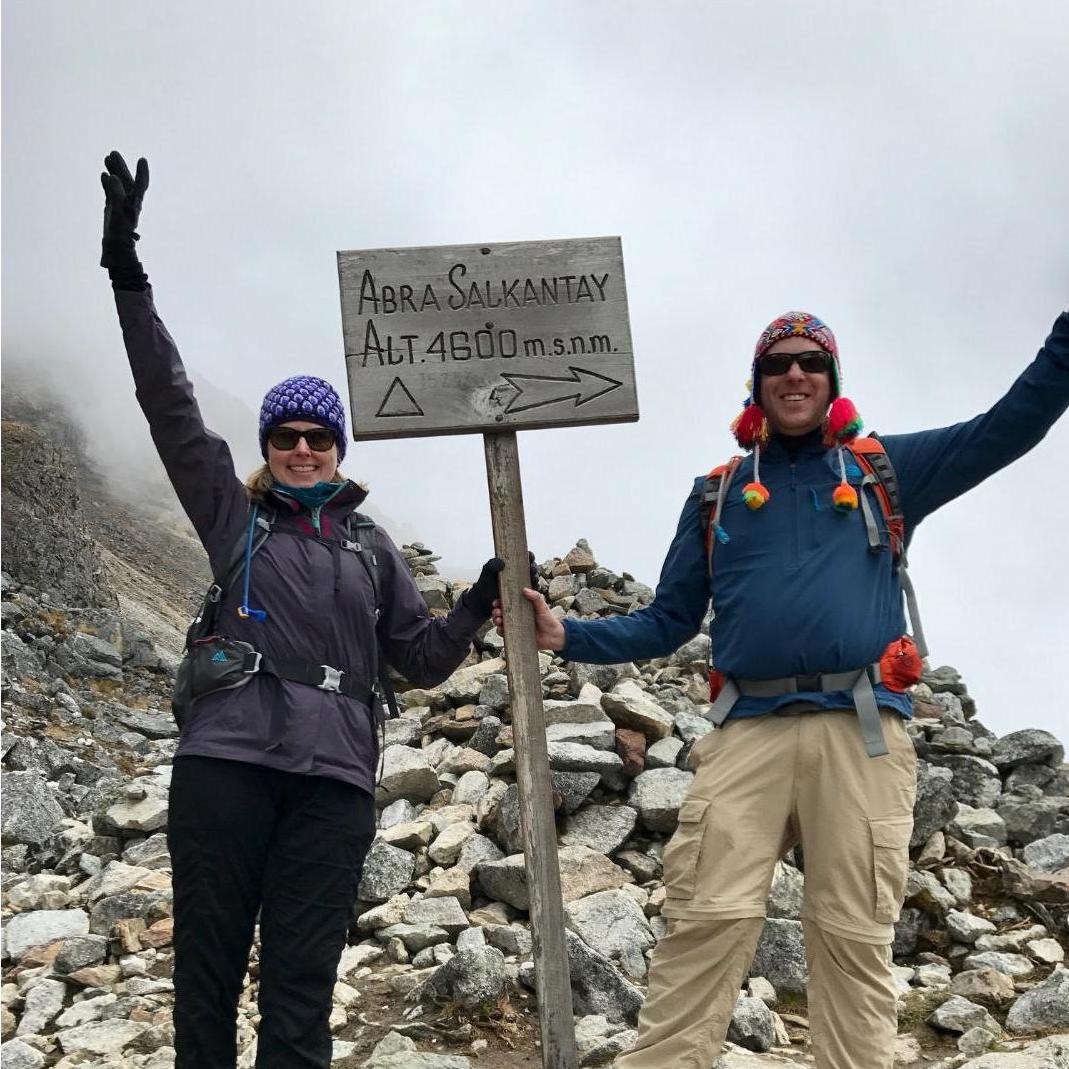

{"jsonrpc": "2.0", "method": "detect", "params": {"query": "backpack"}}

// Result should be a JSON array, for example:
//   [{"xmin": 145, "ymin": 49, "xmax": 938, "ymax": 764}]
[{"xmin": 171, "ymin": 501, "xmax": 400, "ymax": 731}]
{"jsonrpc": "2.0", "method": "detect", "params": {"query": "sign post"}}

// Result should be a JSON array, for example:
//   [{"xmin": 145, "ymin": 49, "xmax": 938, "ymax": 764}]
[{"xmin": 338, "ymin": 238, "xmax": 637, "ymax": 1069}]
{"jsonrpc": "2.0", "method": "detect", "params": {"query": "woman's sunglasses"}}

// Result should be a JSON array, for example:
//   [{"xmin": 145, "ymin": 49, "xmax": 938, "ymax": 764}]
[
  {"xmin": 757, "ymin": 350, "xmax": 834, "ymax": 377},
  {"xmin": 267, "ymin": 426, "xmax": 337, "ymax": 452}
]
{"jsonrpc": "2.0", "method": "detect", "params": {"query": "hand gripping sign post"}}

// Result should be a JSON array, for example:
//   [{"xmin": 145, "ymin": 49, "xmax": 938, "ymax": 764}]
[{"xmin": 338, "ymin": 238, "xmax": 637, "ymax": 1069}]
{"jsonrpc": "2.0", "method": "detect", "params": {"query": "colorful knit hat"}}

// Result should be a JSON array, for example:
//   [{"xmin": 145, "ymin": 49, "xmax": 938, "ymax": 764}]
[
  {"xmin": 731, "ymin": 311, "xmax": 863, "ymax": 513},
  {"xmin": 258, "ymin": 376, "xmax": 348, "ymax": 461}
]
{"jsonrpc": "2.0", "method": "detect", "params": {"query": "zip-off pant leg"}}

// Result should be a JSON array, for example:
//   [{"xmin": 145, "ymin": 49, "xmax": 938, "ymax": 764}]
[
  {"xmin": 614, "ymin": 917, "xmax": 764, "ymax": 1069},
  {"xmin": 805, "ymin": 921, "xmax": 900, "ymax": 1069}
]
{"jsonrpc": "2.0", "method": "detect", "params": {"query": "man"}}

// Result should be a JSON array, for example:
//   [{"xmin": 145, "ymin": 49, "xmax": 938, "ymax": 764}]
[{"xmin": 495, "ymin": 310, "xmax": 1069, "ymax": 1069}]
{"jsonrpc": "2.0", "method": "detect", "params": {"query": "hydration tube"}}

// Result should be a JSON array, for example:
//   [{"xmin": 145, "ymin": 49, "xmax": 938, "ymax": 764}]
[{"xmin": 237, "ymin": 504, "xmax": 268, "ymax": 622}]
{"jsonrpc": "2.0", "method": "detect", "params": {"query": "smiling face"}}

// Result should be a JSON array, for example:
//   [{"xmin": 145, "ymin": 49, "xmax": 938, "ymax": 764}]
[
  {"xmin": 758, "ymin": 336, "xmax": 833, "ymax": 436},
  {"xmin": 266, "ymin": 420, "xmax": 340, "ymax": 487}
]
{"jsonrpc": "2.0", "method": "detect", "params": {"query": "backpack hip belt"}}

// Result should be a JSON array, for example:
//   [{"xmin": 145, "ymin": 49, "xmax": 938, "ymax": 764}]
[
  {"xmin": 250, "ymin": 653, "xmax": 376, "ymax": 704},
  {"xmin": 708, "ymin": 664, "xmax": 888, "ymax": 758}
]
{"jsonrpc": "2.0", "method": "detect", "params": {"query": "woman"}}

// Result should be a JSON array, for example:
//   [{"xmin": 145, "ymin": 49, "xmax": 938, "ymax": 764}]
[{"xmin": 99, "ymin": 151, "xmax": 505, "ymax": 1069}]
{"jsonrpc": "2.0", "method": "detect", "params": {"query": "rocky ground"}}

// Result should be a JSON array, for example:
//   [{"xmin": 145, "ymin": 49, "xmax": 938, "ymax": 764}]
[{"xmin": 2, "ymin": 534, "xmax": 1068, "ymax": 1069}]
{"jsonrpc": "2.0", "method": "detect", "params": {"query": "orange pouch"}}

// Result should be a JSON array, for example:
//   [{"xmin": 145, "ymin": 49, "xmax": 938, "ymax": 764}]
[
  {"xmin": 708, "ymin": 668, "xmax": 726, "ymax": 702},
  {"xmin": 880, "ymin": 636, "xmax": 923, "ymax": 692}
]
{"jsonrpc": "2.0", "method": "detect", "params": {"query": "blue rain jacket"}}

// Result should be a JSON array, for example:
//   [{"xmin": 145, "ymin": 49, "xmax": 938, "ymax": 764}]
[{"xmin": 563, "ymin": 313, "xmax": 1069, "ymax": 720}]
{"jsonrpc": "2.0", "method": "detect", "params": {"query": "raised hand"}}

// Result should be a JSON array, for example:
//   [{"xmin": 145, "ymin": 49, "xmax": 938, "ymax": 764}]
[{"xmin": 100, "ymin": 151, "xmax": 149, "ymax": 268}]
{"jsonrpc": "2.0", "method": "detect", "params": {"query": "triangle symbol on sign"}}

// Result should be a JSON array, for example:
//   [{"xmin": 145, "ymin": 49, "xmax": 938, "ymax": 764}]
[{"xmin": 376, "ymin": 377, "xmax": 424, "ymax": 418}]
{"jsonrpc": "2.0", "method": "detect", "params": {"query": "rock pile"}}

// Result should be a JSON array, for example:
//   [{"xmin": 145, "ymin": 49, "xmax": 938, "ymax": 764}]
[{"xmin": 2, "ymin": 538, "xmax": 1068, "ymax": 1068}]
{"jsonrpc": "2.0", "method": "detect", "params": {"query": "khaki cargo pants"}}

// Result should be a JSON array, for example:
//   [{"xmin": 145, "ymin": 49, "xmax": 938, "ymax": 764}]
[{"xmin": 616, "ymin": 710, "xmax": 917, "ymax": 1069}]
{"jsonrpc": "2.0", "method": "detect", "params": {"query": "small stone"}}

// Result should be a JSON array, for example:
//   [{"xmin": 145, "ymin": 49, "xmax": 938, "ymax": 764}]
[
  {"xmin": 991, "ymin": 729, "xmax": 1064, "ymax": 771},
  {"xmin": 560, "ymin": 805, "xmax": 638, "ymax": 856},
  {"xmin": 957, "ymin": 1026, "xmax": 997, "ymax": 1056},
  {"xmin": 357, "ymin": 840, "xmax": 416, "ymax": 903},
  {"xmin": 55, "ymin": 1018, "xmax": 149, "ymax": 1055},
  {"xmin": 428, "ymin": 822, "xmax": 476, "ymax": 866},
  {"xmin": 15, "ymin": 978, "xmax": 66, "ymax": 1037},
  {"xmin": 565, "ymin": 890, "xmax": 654, "ymax": 977},
  {"xmin": 601, "ymin": 682, "xmax": 675, "ymax": 740},
  {"xmin": 1022, "ymin": 833, "xmax": 1069, "ymax": 873},
  {"xmin": 4, "ymin": 909, "xmax": 90, "ymax": 959},
  {"xmin": 1026, "ymin": 938, "xmax": 1064, "ymax": 964},
  {"xmin": 376, "ymin": 746, "xmax": 442, "ymax": 804},
  {"xmin": 424, "ymin": 867, "xmax": 472, "ymax": 911},
  {"xmin": 402, "ymin": 896, "xmax": 468, "ymax": 936},
  {"xmin": 962, "ymin": 951, "xmax": 1034, "ymax": 978},
  {"xmin": 945, "ymin": 910, "xmax": 997, "ymax": 945},
  {"xmin": 927, "ymin": 994, "xmax": 1001, "ymax": 1036},
  {"xmin": 749, "ymin": 919, "xmax": 807, "ymax": 995},
  {"xmin": 628, "ymin": 768, "xmax": 694, "ymax": 832},
  {"xmin": 421, "ymin": 945, "xmax": 507, "ymax": 1010},
  {"xmin": 645, "ymin": 737, "xmax": 684, "ymax": 769},
  {"xmin": 380, "ymin": 819, "xmax": 435, "ymax": 851},
  {"xmin": 1005, "ymin": 967, "xmax": 1069, "ymax": 1033},
  {"xmin": 614, "ymin": 728, "xmax": 647, "ymax": 776},
  {"xmin": 0, "ymin": 1040, "xmax": 45, "ymax": 1069},
  {"xmin": 727, "ymin": 995, "xmax": 777, "ymax": 1053},
  {"xmin": 950, "ymin": 967, "xmax": 1017, "ymax": 1006}
]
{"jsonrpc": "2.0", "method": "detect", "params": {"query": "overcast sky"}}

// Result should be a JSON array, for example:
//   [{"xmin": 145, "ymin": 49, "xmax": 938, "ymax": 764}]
[{"xmin": 3, "ymin": 2, "xmax": 1067, "ymax": 743}]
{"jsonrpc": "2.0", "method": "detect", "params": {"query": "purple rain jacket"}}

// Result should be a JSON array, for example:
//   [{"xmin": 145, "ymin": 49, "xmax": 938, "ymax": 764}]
[{"xmin": 115, "ymin": 287, "xmax": 486, "ymax": 795}]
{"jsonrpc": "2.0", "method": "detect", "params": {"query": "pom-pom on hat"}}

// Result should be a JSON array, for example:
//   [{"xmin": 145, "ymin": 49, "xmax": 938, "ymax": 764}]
[{"xmin": 259, "ymin": 376, "xmax": 348, "ymax": 461}]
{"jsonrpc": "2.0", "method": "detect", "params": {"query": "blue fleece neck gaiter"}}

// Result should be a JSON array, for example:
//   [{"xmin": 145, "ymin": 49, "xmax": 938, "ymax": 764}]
[{"xmin": 275, "ymin": 481, "xmax": 345, "ymax": 509}]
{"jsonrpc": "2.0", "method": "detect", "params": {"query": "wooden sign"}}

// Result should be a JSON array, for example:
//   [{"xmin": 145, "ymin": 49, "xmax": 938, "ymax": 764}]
[{"xmin": 337, "ymin": 237, "xmax": 637, "ymax": 441}]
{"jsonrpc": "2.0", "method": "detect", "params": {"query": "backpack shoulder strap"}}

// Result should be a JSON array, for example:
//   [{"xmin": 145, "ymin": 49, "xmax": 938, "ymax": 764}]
[
  {"xmin": 344, "ymin": 510, "xmax": 400, "ymax": 720},
  {"xmin": 344, "ymin": 510, "xmax": 381, "ymax": 609},
  {"xmin": 848, "ymin": 436, "xmax": 928, "ymax": 657},
  {"xmin": 847, "ymin": 435, "xmax": 905, "ymax": 557},
  {"xmin": 699, "ymin": 457, "xmax": 742, "ymax": 577}
]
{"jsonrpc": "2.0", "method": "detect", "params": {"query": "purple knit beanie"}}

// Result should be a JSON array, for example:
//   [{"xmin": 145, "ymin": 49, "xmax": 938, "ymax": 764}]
[{"xmin": 258, "ymin": 376, "xmax": 348, "ymax": 461}]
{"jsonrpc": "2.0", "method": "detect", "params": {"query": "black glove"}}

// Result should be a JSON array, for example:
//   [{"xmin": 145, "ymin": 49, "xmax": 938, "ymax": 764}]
[
  {"xmin": 462, "ymin": 558, "xmax": 506, "ymax": 619},
  {"xmin": 462, "ymin": 554, "xmax": 542, "ymax": 618},
  {"xmin": 100, "ymin": 151, "xmax": 150, "ymax": 290}
]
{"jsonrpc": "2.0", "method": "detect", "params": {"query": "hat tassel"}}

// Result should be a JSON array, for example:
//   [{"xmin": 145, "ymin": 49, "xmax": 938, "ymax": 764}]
[{"xmin": 824, "ymin": 396, "xmax": 863, "ymax": 446}]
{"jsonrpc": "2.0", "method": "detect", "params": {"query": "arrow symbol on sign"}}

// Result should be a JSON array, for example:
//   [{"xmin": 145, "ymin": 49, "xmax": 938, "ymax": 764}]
[{"xmin": 499, "ymin": 367, "xmax": 623, "ymax": 415}]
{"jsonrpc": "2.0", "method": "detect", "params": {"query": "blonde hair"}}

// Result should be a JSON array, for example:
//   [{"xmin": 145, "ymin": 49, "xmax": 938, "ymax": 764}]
[{"xmin": 245, "ymin": 463, "xmax": 347, "ymax": 502}]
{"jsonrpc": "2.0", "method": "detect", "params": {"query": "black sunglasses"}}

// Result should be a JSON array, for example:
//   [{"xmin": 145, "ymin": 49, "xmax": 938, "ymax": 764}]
[
  {"xmin": 267, "ymin": 426, "xmax": 338, "ymax": 452},
  {"xmin": 757, "ymin": 350, "xmax": 834, "ymax": 377}
]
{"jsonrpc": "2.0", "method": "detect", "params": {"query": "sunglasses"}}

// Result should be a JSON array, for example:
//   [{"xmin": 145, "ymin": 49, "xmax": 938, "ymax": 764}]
[
  {"xmin": 757, "ymin": 350, "xmax": 834, "ymax": 377},
  {"xmin": 266, "ymin": 426, "xmax": 338, "ymax": 452}
]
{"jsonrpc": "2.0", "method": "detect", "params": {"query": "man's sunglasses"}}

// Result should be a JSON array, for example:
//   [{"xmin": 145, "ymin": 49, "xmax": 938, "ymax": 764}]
[
  {"xmin": 757, "ymin": 350, "xmax": 834, "ymax": 377},
  {"xmin": 266, "ymin": 426, "xmax": 338, "ymax": 452}
]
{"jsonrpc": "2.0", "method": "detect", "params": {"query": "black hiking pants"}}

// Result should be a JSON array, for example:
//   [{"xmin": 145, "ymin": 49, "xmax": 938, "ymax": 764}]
[{"xmin": 167, "ymin": 756, "xmax": 376, "ymax": 1069}]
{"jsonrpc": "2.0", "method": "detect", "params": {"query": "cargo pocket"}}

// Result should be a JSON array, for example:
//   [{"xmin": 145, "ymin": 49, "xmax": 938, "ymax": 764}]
[
  {"xmin": 869, "ymin": 816, "xmax": 913, "ymax": 924},
  {"xmin": 663, "ymin": 798, "xmax": 710, "ymax": 901}
]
